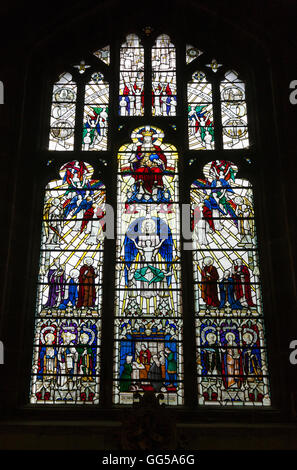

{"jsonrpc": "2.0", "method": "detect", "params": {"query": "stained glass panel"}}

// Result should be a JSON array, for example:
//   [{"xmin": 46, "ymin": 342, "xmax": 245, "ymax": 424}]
[
  {"xmin": 113, "ymin": 126, "xmax": 184, "ymax": 405},
  {"xmin": 186, "ymin": 45, "xmax": 203, "ymax": 64},
  {"xmin": 205, "ymin": 59, "xmax": 223, "ymax": 73},
  {"xmin": 82, "ymin": 72, "xmax": 109, "ymax": 151},
  {"xmin": 30, "ymin": 161, "xmax": 106, "ymax": 404},
  {"xmin": 49, "ymin": 73, "xmax": 76, "ymax": 151},
  {"xmin": 119, "ymin": 34, "xmax": 144, "ymax": 116},
  {"xmin": 191, "ymin": 160, "xmax": 270, "ymax": 406},
  {"xmin": 188, "ymin": 72, "xmax": 214, "ymax": 150},
  {"xmin": 221, "ymin": 71, "xmax": 249, "ymax": 149},
  {"xmin": 152, "ymin": 35, "xmax": 177, "ymax": 116},
  {"xmin": 93, "ymin": 45, "xmax": 110, "ymax": 65}
]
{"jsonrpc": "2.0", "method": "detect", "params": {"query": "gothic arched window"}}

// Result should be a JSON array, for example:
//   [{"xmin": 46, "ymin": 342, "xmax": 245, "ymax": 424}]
[
  {"xmin": 30, "ymin": 161, "xmax": 106, "ymax": 404},
  {"xmin": 114, "ymin": 126, "xmax": 183, "ymax": 405},
  {"xmin": 191, "ymin": 161, "xmax": 270, "ymax": 405},
  {"xmin": 29, "ymin": 31, "xmax": 271, "ymax": 408}
]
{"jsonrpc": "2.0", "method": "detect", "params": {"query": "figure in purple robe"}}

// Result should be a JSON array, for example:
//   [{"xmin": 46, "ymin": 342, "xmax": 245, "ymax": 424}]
[{"xmin": 44, "ymin": 261, "xmax": 65, "ymax": 308}]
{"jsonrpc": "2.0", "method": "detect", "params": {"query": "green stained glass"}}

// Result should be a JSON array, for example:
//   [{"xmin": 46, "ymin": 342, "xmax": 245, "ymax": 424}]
[
  {"xmin": 83, "ymin": 72, "xmax": 109, "ymax": 151},
  {"xmin": 188, "ymin": 72, "xmax": 214, "ymax": 150}
]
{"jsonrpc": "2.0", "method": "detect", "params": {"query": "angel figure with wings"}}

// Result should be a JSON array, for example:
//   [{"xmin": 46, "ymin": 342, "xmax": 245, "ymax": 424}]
[{"xmin": 123, "ymin": 216, "xmax": 173, "ymax": 314}]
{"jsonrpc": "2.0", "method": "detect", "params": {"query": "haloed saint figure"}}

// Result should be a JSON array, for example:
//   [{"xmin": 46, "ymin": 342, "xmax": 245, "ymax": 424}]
[{"xmin": 114, "ymin": 125, "xmax": 183, "ymax": 405}]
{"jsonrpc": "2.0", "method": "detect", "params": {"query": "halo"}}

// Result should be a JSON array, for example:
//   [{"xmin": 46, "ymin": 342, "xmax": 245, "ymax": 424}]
[
  {"xmin": 242, "ymin": 327, "xmax": 257, "ymax": 344},
  {"xmin": 224, "ymin": 331, "xmax": 236, "ymax": 343},
  {"xmin": 201, "ymin": 326, "xmax": 217, "ymax": 345},
  {"xmin": 81, "ymin": 327, "xmax": 96, "ymax": 345},
  {"xmin": 203, "ymin": 256, "xmax": 213, "ymax": 266},
  {"xmin": 40, "ymin": 326, "xmax": 56, "ymax": 344},
  {"xmin": 131, "ymin": 125, "xmax": 164, "ymax": 144}
]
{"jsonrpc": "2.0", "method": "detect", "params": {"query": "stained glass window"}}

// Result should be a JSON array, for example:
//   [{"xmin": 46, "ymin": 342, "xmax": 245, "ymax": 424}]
[
  {"xmin": 152, "ymin": 35, "xmax": 177, "ymax": 116},
  {"xmin": 93, "ymin": 45, "xmax": 110, "ymax": 65},
  {"xmin": 49, "ymin": 72, "xmax": 76, "ymax": 151},
  {"xmin": 36, "ymin": 32, "xmax": 271, "ymax": 410},
  {"xmin": 206, "ymin": 59, "xmax": 223, "ymax": 73},
  {"xmin": 186, "ymin": 45, "xmax": 203, "ymax": 64},
  {"xmin": 191, "ymin": 160, "xmax": 270, "ymax": 406},
  {"xmin": 119, "ymin": 34, "xmax": 144, "ymax": 116},
  {"xmin": 113, "ymin": 126, "xmax": 183, "ymax": 405},
  {"xmin": 30, "ymin": 161, "xmax": 105, "ymax": 404},
  {"xmin": 220, "ymin": 70, "xmax": 249, "ymax": 149},
  {"xmin": 187, "ymin": 71, "xmax": 214, "ymax": 150},
  {"xmin": 82, "ymin": 72, "xmax": 109, "ymax": 151}
]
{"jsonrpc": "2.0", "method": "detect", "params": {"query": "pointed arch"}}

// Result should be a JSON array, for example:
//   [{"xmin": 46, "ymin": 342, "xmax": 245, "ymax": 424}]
[
  {"xmin": 191, "ymin": 160, "xmax": 271, "ymax": 406},
  {"xmin": 49, "ymin": 72, "xmax": 77, "ymax": 151},
  {"xmin": 82, "ymin": 72, "xmax": 109, "ymax": 151},
  {"xmin": 30, "ymin": 161, "xmax": 106, "ymax": 404},
  {"xmin": 220, "ymin": 70, "xmax": 249, "ymax": 149},
  {"xmin": 113, "ymin": 125, "xmax": 184, "ymax": 405},
  {"xmin": 119, "ymin": 34, "xmax": 144, "ymax": 116},
  {"xmin": 152, "ymin": 34, "xmax": 177, "ymax": 116}
]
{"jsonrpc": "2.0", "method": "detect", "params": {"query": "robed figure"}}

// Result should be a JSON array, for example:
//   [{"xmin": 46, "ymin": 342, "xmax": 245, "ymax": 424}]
[
  {"xmin": 241, "ymin": 330, "xmax": 262, "ymax": 382},
  {"xmin": 44, "ymin": 262, "xmax": 65, "ymax": 308},
  {"xmin": 77, "ymin": 258, "xmax": 97, "ymax": 308},
  {"xmin": 232, "ymin": 260, "xmax": 255, "ymax": 307},
  {"xmin": 200, "ymin": 331, "xmax": 221, "ymax": 376},
  {"xmin": 37, "ymin": 331, "xmax": 57, "ymax": 380},
  {"xmin": 221, "ymin": 332, "xmax": 243, "ymax": 390},
  {"xmin": 59, "ymin": 268, "xmax": 79, "ymax": 310},
  {"xmin": 147, "ymin": 355, "xmax": 163, "ymax": 392},
  {"xmin": 201, "ymin": 257, "xmax": 220, "ymax": 307},
  {"xmin": 124, "ymin": 217, "xmax": 173, "ymax": 301},
  {"xmin": 219, "ymin": 271, "xmax": 243, "ymax": 310},
  {"xmin": 130, "ymin": 130, "xmax": 167, "ymax": 195},
  {"xmin": 120, "ymin": 355, "xmax": 133, "ymax": 392},
  {"xmin": 77, "ymin": 332, "xmax": 95, "ymax": 380}
]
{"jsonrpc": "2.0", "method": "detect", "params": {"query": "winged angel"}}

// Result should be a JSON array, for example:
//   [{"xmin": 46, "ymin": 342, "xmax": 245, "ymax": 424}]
[{"xmin": 123, "ymin": 217, "xmax": 173, "ymax": 304}]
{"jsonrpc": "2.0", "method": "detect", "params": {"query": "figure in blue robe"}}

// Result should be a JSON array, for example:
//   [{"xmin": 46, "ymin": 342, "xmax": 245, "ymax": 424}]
[
  {"xmin": 72, "ymin": 197, "xmax": 93, "ymax": 217},
  {"xmin": 58, "ymin": 269, "xmax": 79, "ymax": 310},
  {"xmin": 219, "ymin": 271, "xmax": 243, "ymax": 309},
  {"xmin": 124, "ymin": 217, "xmax": 173, "ymax": 288},
  {"xmin": 63, "ymin": 195, "xmax": 81, "ymax": 218}
]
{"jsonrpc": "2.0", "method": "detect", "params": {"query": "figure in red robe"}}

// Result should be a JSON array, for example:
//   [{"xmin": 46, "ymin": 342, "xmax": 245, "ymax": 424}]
[
  {"xmin": 130, "ymin": 130, "xmax": 167, "ymax": 195},
  {"xmin": 61, "ymin": 161, "xmax": 88, "ymax": 185},
  {"xmin": 80, "ymin": 205, "xmax": 94, "ymax": 233},
  {"xmin": 201, "ymin": 257, "xmax": 220, "ymax": 307},
  {"xmin": 77, "ymin": 258, "xmax": 97, "ymax": 308},
  {"xmin": 232, "ymin": 260, "xmax": 255, "ymax": 307},
  {"xmin": 139, "ymin": 344, "xmax": 152, "ymax": 366}
]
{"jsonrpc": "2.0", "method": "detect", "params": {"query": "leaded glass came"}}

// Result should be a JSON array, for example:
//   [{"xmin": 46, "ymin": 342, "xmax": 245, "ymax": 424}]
[
  {"xmin": 191, "ymin": 160, "xmax": 270, "ymax": 406},
  {"xmin": 113, "ymin": 126, "xmax": 184, "ymax": 405},
  {"xmin": 30, "ymin": 161, "xmax": 105, "ymax": 404}
]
